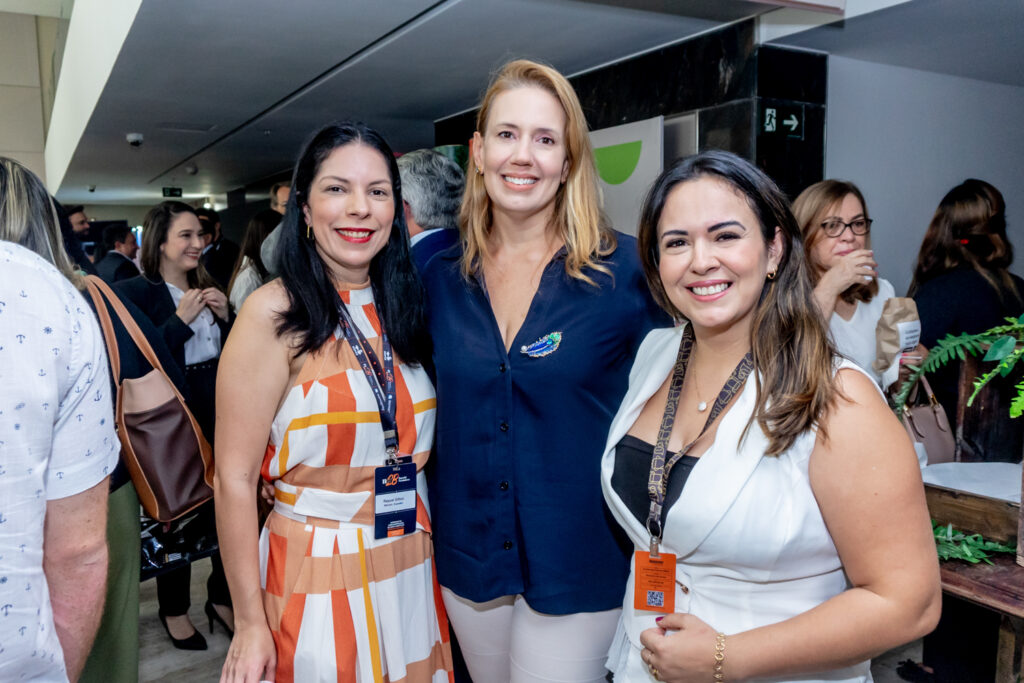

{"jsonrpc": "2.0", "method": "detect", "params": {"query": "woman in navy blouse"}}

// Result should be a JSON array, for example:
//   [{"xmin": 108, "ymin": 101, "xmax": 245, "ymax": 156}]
[{"xmin": 421, "ymin": 59, "xmax": 667, "ymax": 681}]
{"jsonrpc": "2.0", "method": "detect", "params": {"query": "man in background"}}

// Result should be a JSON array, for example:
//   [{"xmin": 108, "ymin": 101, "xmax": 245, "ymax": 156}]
[
  {"xmin": 196, "ymin": 207, "xmax": 240, "ymax": 289},
  {"xmin": 65, "ymin": 205, "xmax": 99, "ymax": 262},
  {"xmin": 52, "ymin": 200, "xmax": 98, "ymax": 275},
  {"xmin": 95, "ymin": 223, "xmax": 140, "ymax": 282},
  {"xmin": 269, "ymin": 181, "xmax": 290, "ymax": 215},
  {"xmin": 67, "ymin": 205, "xmax": 90, "ymax": 236},
  {"xmin": 398, "ymin": 149, "xmax": 464, "ymax": 272},
  {"xmin": 259, "ymin": 182, "xmax": 291, "ymax": 278}
]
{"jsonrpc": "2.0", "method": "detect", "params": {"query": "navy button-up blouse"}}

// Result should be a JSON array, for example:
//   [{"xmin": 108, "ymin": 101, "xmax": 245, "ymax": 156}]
[{"xmin": 422, "ymin": 233, "xmax": 669, "ymax": 614}]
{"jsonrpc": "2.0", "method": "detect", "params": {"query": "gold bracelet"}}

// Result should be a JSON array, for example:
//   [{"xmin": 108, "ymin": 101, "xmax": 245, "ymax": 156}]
[{"xmin": 713, "ymin": 632, "xmax": 726, "ymax": 681}]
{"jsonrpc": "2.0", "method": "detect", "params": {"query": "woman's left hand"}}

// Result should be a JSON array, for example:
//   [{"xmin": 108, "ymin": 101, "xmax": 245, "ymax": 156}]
[
  {"xmin": 640, "ymin": 613, "xmax": 720, "ymax": 683},
  {"xmin": 203, "ymin": 287, "xmax": 230, "ymax": 321}
]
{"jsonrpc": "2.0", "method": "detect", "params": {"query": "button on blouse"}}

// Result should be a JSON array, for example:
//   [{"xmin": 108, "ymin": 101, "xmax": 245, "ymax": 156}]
[
  {"xmin": 165, "ymin": 282, "xmax": 221, "ymax": 365},
  {"xmin": 422, "ymin": 234, "xmax": 669, "ymax": 614}
]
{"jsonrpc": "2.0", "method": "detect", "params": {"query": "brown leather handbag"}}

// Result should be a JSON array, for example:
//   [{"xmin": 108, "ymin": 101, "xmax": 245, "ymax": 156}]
[
  {"xmin": 84, "ymin": 275, "xmax": 214, "ymax": 521},
  {"xmin": 901, "ymin": 375, "xmax": 956, "ymax": 465}
]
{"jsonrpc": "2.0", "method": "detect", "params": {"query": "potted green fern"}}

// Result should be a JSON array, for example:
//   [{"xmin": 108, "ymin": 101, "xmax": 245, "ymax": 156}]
[{"xmin": 894, "ymin": 313, "xmax": 1024, "ymax": 418}]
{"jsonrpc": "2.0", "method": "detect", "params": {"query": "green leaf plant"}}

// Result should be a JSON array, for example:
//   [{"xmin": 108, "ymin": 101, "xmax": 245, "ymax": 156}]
[
  {"xmin": 893, "ymin": 314, "xmax": 1024, "ymax": 418},
  {"xmin": 933, "ymin": 521, "xmax": 1016, "ymax": 564}
]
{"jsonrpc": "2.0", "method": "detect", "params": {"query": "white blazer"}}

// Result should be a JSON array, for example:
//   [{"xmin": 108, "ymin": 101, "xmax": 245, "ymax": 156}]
[{"xmin": 600, "ymin": 325, "xmax": 872, "ymax": 682}]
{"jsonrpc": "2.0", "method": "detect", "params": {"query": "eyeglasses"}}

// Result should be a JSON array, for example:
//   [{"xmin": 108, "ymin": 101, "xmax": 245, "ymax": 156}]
[{"xmin": 821, "ymin": 217, "xmax": 872, "ymax": 238}]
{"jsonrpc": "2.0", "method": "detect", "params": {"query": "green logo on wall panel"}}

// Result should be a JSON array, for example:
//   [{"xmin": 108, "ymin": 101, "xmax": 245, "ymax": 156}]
[{"xmin": 594, "ymin": 140, "xmax": 642, "ymax": 185}]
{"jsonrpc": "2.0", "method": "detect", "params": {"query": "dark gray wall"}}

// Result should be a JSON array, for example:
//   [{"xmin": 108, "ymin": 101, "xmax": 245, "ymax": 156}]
[{"xmin": 825, "ymin": 55, "xmax": 1024, "ymax": 295}]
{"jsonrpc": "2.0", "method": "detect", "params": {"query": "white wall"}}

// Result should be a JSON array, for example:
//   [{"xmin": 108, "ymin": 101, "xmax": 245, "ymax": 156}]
[
  {"xmin": 0, "ymin": 11, "xmax": 46, "ymax": 181},
  {"xmin": 45, "ymin": 0, "xmax": 142, "ymax": 192},
  {"xmin": 825, "ymin": 55, "xmax": 1024, "ymax": 295}
]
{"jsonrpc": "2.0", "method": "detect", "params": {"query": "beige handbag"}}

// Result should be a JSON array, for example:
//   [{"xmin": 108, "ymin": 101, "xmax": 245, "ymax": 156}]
[
  {"xmin": 84, "ymin": 275, "xmax": 215, "ymax": 521},
  {"xmin": 901, "ymin": 375, "xmax": 956, "ymax": 465}
]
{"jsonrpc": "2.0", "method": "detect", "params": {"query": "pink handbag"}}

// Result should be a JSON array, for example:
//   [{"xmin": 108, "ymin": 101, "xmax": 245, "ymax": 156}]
[{"xmin": 901, "ymin": 375, "xmax": 955, "ymax": 465}]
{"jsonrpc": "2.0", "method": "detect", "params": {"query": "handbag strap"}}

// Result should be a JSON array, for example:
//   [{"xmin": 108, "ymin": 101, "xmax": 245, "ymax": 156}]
[
  {"xmin": 916, "ymin": 374, "xmax": 940, "ymax": 406},
  {"xmin": 84, "ymin": 277, "xmax": 122, "ymax": 382},
  {"xmin": 83, "ymin": 276, "xmax": 213, "ymax": 464},
  {"xmin": 86, "ymin": 275, "xmax": 176, "ymax": 380}
]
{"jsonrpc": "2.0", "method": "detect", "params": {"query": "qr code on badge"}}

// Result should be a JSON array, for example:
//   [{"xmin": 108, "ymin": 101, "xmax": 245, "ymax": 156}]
[{"xmin": 646, "ymin": 590, "xmax": 664, "ymax": 608}]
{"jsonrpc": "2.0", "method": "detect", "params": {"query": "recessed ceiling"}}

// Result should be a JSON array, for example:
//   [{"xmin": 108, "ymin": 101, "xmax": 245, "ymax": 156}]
[
  {"xmin": 55, "ymin": 0, "xmax": 1022, "ymax": 207},
  {"xmin": 772, "ymin": 0, "xmax": 1024, "ymax": 89},
  {"xmin": 57, "ymin": 0, "xmax": 775, "ymax": 206}
]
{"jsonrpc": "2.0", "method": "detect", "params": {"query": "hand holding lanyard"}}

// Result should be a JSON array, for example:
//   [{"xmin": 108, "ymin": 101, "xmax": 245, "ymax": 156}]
[
  {"xmin": 336, "ymin": 295, "xmax": 416, "ymax": 539},
  {"xmin": 634, "ymin": 326, "xmax": 753, "ymax": 613}
]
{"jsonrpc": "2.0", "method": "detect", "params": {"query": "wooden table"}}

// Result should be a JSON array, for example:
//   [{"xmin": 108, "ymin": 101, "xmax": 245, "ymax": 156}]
[{"xmin": 939, "ymin": 555, "xmax": 1023, "ymax": 680}]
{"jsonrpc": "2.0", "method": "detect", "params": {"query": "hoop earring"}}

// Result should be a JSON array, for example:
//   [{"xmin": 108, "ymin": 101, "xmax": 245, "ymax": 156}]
[{"xmin": 767, "ymin": 269, "xmax": 777, "ymax": 280}]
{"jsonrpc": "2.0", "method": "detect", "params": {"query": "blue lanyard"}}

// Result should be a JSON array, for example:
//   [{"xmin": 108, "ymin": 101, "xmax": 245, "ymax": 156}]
[{"xmin": 336, "ymin": 296, "xmax": 399, "ymax": 464}]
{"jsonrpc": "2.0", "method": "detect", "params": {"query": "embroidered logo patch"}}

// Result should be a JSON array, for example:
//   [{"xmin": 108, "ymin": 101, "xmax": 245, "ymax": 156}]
[{"xmin": 520, "ymin": 331, "xmax": 562, "ymax": 358}]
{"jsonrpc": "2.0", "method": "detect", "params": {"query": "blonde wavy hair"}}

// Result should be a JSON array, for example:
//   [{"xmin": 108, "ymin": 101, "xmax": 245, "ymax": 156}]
[
  {"xmin": 0, "ymin": 157, "xmax": 84, "ymax": 288},
  {"xmin": 460, "ymin": 59, "xmax": 615, "ymax": 284},
  {"xmin": 793, "ymin": 179, "xmax": 878, "ymax": 305}
]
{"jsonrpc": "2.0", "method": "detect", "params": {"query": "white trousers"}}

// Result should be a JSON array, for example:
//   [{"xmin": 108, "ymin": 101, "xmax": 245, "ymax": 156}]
[{"xmin": 442, "ymin": 588, "xmax": 620, "ymax": 682}]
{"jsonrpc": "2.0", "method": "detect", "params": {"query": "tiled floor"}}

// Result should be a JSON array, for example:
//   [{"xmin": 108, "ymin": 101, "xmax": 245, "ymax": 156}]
[
  {"xmin": 139, "ymin": 557, "xmax": 918, "ymax": 682},
  {"xmin": 140, "ymin": 559, "xmax": 230, "ymax": 682}
]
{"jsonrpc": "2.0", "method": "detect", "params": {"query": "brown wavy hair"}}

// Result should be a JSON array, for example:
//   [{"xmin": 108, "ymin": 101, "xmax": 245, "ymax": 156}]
[
  {"xmin": 907, "ymin": 179, "xmax": 1020, "ymax": 304},
  {"xmin": 793, "ymin": 179, "xmax": 878, "ymax": 305},
  {"xmin": 140, "ymin": 201, "xmax": 220, "ymax": 290},
  {"xmin": 460, "ymin": 59, "xmax": 614, "ymax": 284},
  {"xmin": 637, "ymin": 151, "xmax": 837, "ymax": 456}
]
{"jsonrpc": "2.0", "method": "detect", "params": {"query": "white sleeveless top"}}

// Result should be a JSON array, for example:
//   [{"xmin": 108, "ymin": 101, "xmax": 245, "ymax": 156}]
[
  {"xmin": 829, "ymin": 278, "xmax": 895, "ymax": 387},
  {"xmin": 600, "ymin": 326, "xmax": 873, "ymax": 683}
]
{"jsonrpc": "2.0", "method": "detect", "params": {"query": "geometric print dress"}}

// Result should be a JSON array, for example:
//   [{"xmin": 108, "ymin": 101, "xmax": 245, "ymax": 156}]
[{"xmin": 259, "ymin": 284, "xmax": 453, "ymax": 682}]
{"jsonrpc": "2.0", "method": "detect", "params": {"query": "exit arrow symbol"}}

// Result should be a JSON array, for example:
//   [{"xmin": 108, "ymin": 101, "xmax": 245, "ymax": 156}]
[{"xmin": 784, "ymin": 115, "xmax": 799, "ymax": 131}]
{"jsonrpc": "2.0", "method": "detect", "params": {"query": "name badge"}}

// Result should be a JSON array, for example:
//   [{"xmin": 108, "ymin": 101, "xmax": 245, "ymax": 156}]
[
  {"xmin": 633, "ymin": 550, "xmax": 676, "ymax": 613},
  {"xmin": 374, "ymin": 461, "xmax": 416, "ymax": 540}
]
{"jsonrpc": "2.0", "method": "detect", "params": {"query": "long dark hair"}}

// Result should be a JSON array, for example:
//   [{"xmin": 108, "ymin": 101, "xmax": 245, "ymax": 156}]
[
  {"xmin": 227, "ymin": 208, "xmax": 279, "ymax": 295},
  {"xmin": 276, "ymin": 122, "xmax": 430, "ymax": 366},
  {"xmin": 908, "ymin": 179, "xmax": 1020, "ymax": 304},
  {"xmin": 637, "ymin": 150, "xmax": 836, "ymax": 456},
  {"xmin": 140, "ymin": 200, "xmax": 219, "ymax": 290}
]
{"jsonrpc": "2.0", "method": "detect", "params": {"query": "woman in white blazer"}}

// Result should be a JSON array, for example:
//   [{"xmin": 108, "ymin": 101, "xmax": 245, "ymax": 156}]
[{"xmin": 600, "ymin": 151, "xmax": 940, "ymax": 683}]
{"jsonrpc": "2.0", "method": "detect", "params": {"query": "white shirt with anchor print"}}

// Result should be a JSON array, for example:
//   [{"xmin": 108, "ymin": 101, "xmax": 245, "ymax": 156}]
[{"xmin": 0, "ymin": 242, "xmax": 118, "ymax": 682}]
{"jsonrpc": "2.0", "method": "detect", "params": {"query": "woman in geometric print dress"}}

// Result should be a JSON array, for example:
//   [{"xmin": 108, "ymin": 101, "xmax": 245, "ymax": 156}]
[{"xmin": 215, "ymin": 122, "xmax": 452, "ymax": 683}]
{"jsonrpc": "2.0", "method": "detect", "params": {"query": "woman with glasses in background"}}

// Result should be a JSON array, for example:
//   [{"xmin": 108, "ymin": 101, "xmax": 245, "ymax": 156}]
[{"xmin": 793, "ymin": 181, "xmax": 895, "ymax": 386}]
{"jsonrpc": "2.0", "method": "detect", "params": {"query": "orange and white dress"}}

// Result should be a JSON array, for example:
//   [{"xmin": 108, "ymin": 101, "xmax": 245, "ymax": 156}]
[{"xmin": 259, "ymin": 284, "xmax": 453, "ymax": 683}]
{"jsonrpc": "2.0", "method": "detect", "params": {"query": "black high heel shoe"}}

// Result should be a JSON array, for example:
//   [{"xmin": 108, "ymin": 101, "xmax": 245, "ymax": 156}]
[
  {"xmin": 158, "ymin": 611, "xmax": 208, "ymax": 651},
  {"xmin": 205, "ymin": 600, "xmax": 234, "ymax": 638}
]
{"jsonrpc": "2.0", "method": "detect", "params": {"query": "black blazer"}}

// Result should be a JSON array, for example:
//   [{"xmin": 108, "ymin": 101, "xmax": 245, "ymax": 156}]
[
  {"xmin": 96, "ymin": 251, "xmax": 141, "ymax": 283},
  {"xmin": 202, "ymin": 237, "xmax": 241, "ymax": 290},
  {"xmin": 114, "ymin": 276, "xmax": 232, "ymax": 372}
]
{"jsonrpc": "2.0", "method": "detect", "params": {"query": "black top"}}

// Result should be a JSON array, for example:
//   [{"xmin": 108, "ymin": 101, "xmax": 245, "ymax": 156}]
[
  {"xmin": 412, "ymin": 228, "xmax": 459, "ymax": 274},
  {"xmin": 201, "ymin": 237, "xmax": 241, "ymax": 290},
  {"xmin": 113, "ymin": 275, "xmax": 232, "ymax": 372},
  {"xmin": 611, "ymin": 434, "xmax": 700, "ymax": 531},
  {"xmin": 914, "ymin": 268, "xmax": 1024, "ymax": 423},
  {"xmin": 95, "ymin": 251, "xmax": 140, "ymax": 283}
]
